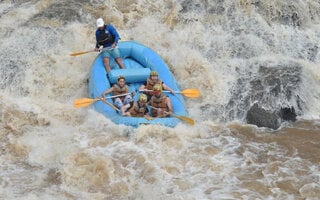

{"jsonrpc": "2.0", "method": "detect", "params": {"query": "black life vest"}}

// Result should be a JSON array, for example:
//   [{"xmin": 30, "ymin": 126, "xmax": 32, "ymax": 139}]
[{"xmin": 97, "ymin": 26, "xmax": 114, "ymax": 45}]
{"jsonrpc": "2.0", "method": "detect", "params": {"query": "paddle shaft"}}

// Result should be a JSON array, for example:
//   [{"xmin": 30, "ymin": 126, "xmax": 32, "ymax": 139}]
[
  {"xmin": 70, "ymin": 46, "xmax": 115, "ymax": 57},
  {"xmin": 148, "ymin": 106, "xmax": 173, "ymax": 115},
  {"xmin": 74, "ymin": 97, "xmax": 119, "ymax": 111},
  {"xmin": 148, "ymin": 106, "xmax": 194, "ymax": 125},
  {"xmin": 70, "ymin": 50, "xmax": 96, "ymax": 56},
  {"xmin": 105, "ymin": 93, "xmax": 131, "ymax": 99},
  {"xmin": 139, "ymin": 88, "xmax": 199, "ymax": 98},
  {"xmin": 74, "ymin": 92, "xmax": 133, "ymax": 108},
  {"xmin": 97, "ymin": 97, "xmax": 120, "ymax": 112},
  {"xmin": 140, "ymin": 89, "xmax": 175, "ymax": 93}
]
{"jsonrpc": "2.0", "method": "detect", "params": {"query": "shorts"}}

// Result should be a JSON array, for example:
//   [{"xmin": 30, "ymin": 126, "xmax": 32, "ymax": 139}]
[
  {"xmin": 102, "ymin": 47, "xmax": 121, "ymax": 58},
  {"xmin": 114, "ymin": 95, "xmax": 133, "ymax": 109}
]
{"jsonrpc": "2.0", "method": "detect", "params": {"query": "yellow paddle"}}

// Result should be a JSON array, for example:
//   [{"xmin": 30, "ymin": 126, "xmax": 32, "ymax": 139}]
[
  {"xmin": 70, "ymin": 50, "xmax": 95, "ymax": 56},
  {"xmin": 74, "ymin": 98, "xmax": 99, "ymax": 108},
  {"xmin": 149, "ymin": 106, "xmax": 194, "ymax": 125},
  {"xmin": 175, "ymin": 88, "xmax": 199, "ymax": 98},
  {"xmin": 144, "ymin": 117, "xmax": 155, "ymax": 121},
  {"xmin": 140, "ymin": 88, "xmax": 200, "ymax": 98},
  {"xmin": 73, "ymin": 93, "xmax": 131, "ymax": 109},
  {"xmin": 97, "ymin": 97, "xmax": 120, "ymax": 111},
  {"xmin": 73, "ymin": 96, "xmax": 120, "ymax": 111},
  {"xmin": 70, "ymin": 47, "xmax": 114, "ymax": 56},
  {"xmin": 171, "ymin": 114, "xmax": 195, "ymax": 125}
]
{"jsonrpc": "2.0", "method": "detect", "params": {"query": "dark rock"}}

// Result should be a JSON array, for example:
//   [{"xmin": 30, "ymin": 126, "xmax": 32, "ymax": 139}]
[
  {"xmin": 279, "ymin": 107, "xmax": 297, "ymax": 121},
  {"xmin": 246, "ymin": 103, "xmax": 297, "ymax": 129},
  {"xmin": 246, "ymin": 103, "xmax": 280, "ymax": 129},
  {"xmin": 31, "ymin": 1, "xmax": 85, "ymax": 25}
]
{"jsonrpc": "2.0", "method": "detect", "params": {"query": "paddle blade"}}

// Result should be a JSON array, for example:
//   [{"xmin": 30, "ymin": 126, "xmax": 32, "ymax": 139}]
[
  {"xmin": 172, "ymin": 114, "xmax": 195, "ymax": 125},
  {"xmin": 180, "ymin": 89, "xmax": 200, "ymax": 98},
  {"xmin": 145, "ymin": 117, "xmax": 155, "ymax": 121},
  {"xmin": 73, "ymin": 98, "xmax": 98, "ymax": 108},
  {"xmin": 70, "ymin": 51, "xmax": 92, "ymax": 56}
]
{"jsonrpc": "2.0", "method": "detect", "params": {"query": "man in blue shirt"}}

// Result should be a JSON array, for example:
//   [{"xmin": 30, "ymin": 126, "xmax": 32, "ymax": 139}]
[{"xmin": 94, "ymin": 18, "xmax": 125, "ymax": 73}]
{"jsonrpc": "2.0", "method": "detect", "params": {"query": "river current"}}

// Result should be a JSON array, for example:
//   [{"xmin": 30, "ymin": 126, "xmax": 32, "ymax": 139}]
[{"xmin": 0, "ymin": 0, "xmax": 319, "ymax": 199}]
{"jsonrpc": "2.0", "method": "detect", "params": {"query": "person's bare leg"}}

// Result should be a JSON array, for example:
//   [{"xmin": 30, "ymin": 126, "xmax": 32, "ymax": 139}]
[
  {"xmin": 115, "ymin": 57, "xmax": 125, "ymax": 69},
  {"xmin": 103, "ymin": 57, "xmax": 111, "ymax": 72}
]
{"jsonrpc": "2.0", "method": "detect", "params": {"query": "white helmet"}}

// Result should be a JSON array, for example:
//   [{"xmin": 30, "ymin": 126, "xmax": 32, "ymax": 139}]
[{"xmin": 96, "ymin": 18, "xmax": 104, "ymax": 27}]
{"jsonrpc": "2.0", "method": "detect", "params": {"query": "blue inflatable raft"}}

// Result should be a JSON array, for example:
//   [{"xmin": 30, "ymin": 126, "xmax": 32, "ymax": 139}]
[{"xmin": 88, "ymin": 41, "xmax": 187, "ymax": 127}]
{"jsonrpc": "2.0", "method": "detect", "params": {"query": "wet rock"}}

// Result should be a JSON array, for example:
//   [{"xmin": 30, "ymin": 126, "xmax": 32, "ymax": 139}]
[
  {"xmin": 246, "ymin": 103, "xmax": 280, "ymax": 129},
  {"xmin": 253, "ymin": 1, "xmax": 306, "ymax": 27},
  {"xmin": 246, "ymin": 103, "xmax": 297, "ymax": 129},
  {"xmin": 31, "ymin": 1, "xmax": 86, "ymax": 25},
  {"xmin": 279, "ymin": 107, "xmax": 297, "ymax": 121}
]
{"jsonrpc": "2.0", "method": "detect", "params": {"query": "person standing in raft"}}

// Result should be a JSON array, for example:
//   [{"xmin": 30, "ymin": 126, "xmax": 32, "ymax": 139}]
[
  {"xmin": 139, "ymin": 70, "xmax": 175, "ymax": 101},
  {"xmin": 149, "ymin": 84, "xmax": 173, "ymax": 117},
  {"xmin": 102, "ymin": 75, "xmax": 133, "ymax": 109},
  {"xmin": 94, "ymin": 18, "xmax": 125, "ymax": 73},
  {"xmin": 121, "ymin": 94, "xmax": 150, "ymax": 117}
]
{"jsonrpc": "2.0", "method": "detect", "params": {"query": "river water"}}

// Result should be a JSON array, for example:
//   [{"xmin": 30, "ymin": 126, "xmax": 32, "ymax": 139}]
[{"xmin": 0, "ymin": 0, "xmax": 319, "ymax": 199}]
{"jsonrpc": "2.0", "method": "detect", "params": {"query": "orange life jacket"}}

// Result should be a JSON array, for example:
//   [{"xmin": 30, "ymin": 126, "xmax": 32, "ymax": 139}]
[
  {"xmin": 150, "ymin": 95, "xmax": 170, "ymax": 117},
  {"xmin": 128, "ymin": 102, "xmax": 147, "ymax": 117},
  {"xmin": 112, "ymin": 84, "xmax": 128, "ymax": 101},
  {"xmin": 145, "ymin": 78, "xmax": 162, "ymax": 96}
]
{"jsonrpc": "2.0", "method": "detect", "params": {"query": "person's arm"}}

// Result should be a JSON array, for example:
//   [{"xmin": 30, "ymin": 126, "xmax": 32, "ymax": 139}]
[
  {"xmin": 94, "ymin": 30, "xmax": 100, "ymax": 50},
  {"xmin": 107, "ymin": 25, "xmax": 120, "ymax": 47},
  {"xmin": 165, "ymin": 97, "xmax": 173, "ymax": 116},
  {"xmin": 121, "ymin": 103, "xmax": 131, "ymax": 116},
  {"xmin": 139, "ymin": 82, "xmax": 147, "ymax": 91},
  {"xmin": 143, "ymin": 107, "xmax": 150, "ymax": 118},
  {"xmin": 162, "ymin": 83, "xmax": 175, "ymax": 95},
  {"xmin": 102, "ymin": 87, "xmax": 114, "ymax": 98}
]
